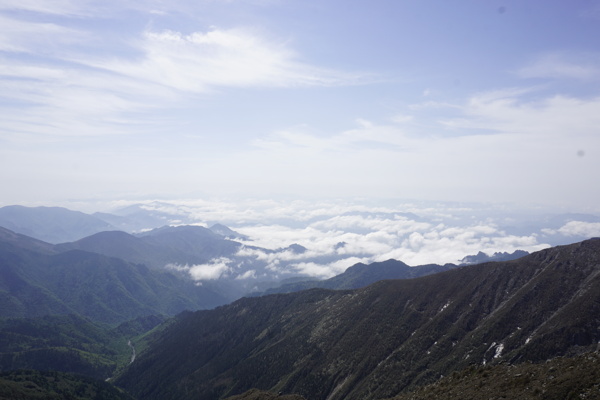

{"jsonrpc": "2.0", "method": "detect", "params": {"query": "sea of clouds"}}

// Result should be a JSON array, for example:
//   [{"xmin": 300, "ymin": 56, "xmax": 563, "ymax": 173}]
[{"xmin": 102, "ymin": 198, "xmax": 600, "ymax": 281}]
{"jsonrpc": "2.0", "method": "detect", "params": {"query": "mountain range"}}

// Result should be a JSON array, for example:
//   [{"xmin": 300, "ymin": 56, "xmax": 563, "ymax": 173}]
[
  {"xmin": 0, "ymin": 230, "xmax": 230, "ymax": 324},
  {"xmin": 257, "ymin": 259, "xmax": 459, "ymax": 295},
  {"xmin": 1, "ymin": 223, "xmax": 529, "ymax": 323},
  {"xmin": 255, "ymin": 249, "xmax": 529, "ymax": 296},
  {"xmin": 115, "ymin": 238, "xmax": 600, "ymax": 400},
  {"xmin": 0, "ymin": 204, "xmax": 535, "ymax": 301},
  {"xmin": 1, "ymin": 204, "xmax": 599, "ymax": 399}
]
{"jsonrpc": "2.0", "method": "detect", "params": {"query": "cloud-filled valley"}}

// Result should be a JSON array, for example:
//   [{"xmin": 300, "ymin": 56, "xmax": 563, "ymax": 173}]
[{"xmin": 94, "ymin": 198, "xmax": 597, "ymax": 282}]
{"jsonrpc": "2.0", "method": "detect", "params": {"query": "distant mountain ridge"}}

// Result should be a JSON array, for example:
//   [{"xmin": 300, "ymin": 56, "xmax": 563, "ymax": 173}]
[
  {"xmin": 0, "ymin": 204, "xmax": 250, "ymax": 245},
  {"xmin": 115, "ymin": 238, "xmax": 600, "ymax": 400},
  {"xmin": 0, "ymin": 219, "xmax": 539, "ymax": 309},
  {"xmin": 55, "ymin": 226, "xmax": 240, "ymax": 270},
  {"xmin": 459, "ymin": 249, "xmax": 529, "ymax": 265},
  {"xmin": 259, "ymin": 259, "xmax": 459, "ymax": 295},
  {"xmin": 0, "ymin": 205, "xmax": 114, "ymax": 243}
]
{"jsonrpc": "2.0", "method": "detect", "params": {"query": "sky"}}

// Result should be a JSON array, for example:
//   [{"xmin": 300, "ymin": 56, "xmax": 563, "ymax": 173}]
[{"xmin": 1, "ymin": 0, "xmax": 600, "ymax": 212}]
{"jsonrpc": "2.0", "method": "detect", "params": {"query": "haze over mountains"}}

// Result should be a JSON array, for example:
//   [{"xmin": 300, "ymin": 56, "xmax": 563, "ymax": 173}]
[{"xmin": 1, "ymin": 202, "xmax": 600, "ymax": 399}]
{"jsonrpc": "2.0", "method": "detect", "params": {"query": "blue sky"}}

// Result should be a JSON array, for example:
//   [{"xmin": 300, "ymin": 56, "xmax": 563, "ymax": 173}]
[{"xmin": 1, "ymin": 0, "xmax": 600, "ymax": 211}]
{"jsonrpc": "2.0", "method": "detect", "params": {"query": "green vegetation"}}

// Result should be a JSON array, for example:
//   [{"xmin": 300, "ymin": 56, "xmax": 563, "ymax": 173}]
[
  {"xmin": 2, "ymin": 223, "xmax": 600, "ymax": 400},
  {"xmin": 389, "ymin": 351, "xmax": 600, "ymax": 400},
  {"xmin": 0, "ymin": 239, "xmax": 228, "ymax": 324},
  {"xmin": 0, "ymin": 314, "xmax": 165, "ymax": 381},
  {"xmin": 0, "ymin": 369, "xmax": 135, "ymax": 400}
]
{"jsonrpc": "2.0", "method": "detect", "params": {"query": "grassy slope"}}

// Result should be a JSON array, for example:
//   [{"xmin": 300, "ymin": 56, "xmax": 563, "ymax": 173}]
[{"xmin": 389, "ymin": 351, "xmax": 600, "ymax": 400}]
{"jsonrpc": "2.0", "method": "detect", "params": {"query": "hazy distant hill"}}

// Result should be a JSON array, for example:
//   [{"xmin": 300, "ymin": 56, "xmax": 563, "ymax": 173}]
[
  {"xmin": 0, "ymin": 205, "xmax": 116, "ymax": 243},
  {"xmin": 0, "ymin": 231, "xmax": 230, "ymax": 324},
  {"xmin": 54, "ymin": 230, "xmax": 204, "ymax": 269},
  {"xmin": 459, "ymin": 249, "xmax": 529, "ymax": 265},
  {"xmin": 209, "ymin": 223, "xmax": 250, "ymax": 240},
  {"xmin": 0, "ymin": 226, "xmax": 56, "ymax": 255},
  {"xmin": 55, "ymin": 226, "xmax": 241, "ymax": 268},
  {"xmin": 115, "ymin": 239, "xmax": 600, "ymax": 400},
  {"xmin": 137, "ymin": 225, "xmax": 241, "ymax": 262},
  {"xmin": 260, "ymin": 259, "xmax": 458, "ymax": 295}
]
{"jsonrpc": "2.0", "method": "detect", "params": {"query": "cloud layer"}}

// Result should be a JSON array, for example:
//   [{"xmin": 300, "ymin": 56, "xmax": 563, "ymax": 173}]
[{"xmin": 106, "ymin": 198, "xmax": 599, "ymax": 281}]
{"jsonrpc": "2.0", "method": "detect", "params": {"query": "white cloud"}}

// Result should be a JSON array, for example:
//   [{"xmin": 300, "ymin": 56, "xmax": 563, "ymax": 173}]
[
  {"xmin": 443, "ymin": 89, "xmax": 600, "ymax": 137},
  {"xmin": 0, "ymin": 14, "xmax": 83, "ymax": 53},
  {"xmin": 215, "ymin": 200, "xmax": 553, "ymax": 274},
  {"xmin": 166, "ymin": 257, "xmax": 232, "ymax": 280},
  {"xmin": 517, "ymin": 52, "xmax": 600, "ymax": 80},
  {"xmin": 67, "ymin": 198, "xmax": 600, "ymax": 280},
  {"xmin": 0, "ymin": 0, "xmax": 92, "ymax": 16},
  {"xmin": 0, "ymin": 6, "xmax": 367, "ymax": 142},
  {"xmin": 290, "ymin": 260, "xmax": 353, "ymax": 279},
  {"xmin": 236, "ymin": 270, "xmax": 257, "ymax": 280},
  {"xmin": 90, "ymin": 28, "xmax": 364, "ymax": 93},
  {"xmin": 544, "ymin": 221, "xmax": 600, "ymax": 237}
]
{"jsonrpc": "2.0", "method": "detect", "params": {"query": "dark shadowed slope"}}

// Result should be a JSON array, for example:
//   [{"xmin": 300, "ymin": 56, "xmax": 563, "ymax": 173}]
[{"xmin": 115, "ymin": 238, "xmax": 600, "ymax": 400}]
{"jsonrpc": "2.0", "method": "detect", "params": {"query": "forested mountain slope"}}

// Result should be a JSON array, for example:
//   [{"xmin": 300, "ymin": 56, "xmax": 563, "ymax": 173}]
[{"xmin": 0, "ymin": 237, "xmax": 229, "ymax": 324}]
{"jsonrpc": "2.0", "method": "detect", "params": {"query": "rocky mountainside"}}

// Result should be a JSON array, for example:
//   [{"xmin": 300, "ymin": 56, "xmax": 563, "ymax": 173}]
[
  {"xmin": 115, "ymin": 238, "xmax": 600, "ymax": 400},
  {"xmin": 389, "ymin": 351, "xmax": 600, "ymax": 400}
]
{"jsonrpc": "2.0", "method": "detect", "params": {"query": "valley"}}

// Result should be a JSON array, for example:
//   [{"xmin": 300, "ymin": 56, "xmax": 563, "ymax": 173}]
[
  {"xmin": 0, "ymin": 205, "xmax": 599, "ymax": 399},
  {"xmin": 4, "ymin": 1, "xmax": 600, "ymax": 398}
]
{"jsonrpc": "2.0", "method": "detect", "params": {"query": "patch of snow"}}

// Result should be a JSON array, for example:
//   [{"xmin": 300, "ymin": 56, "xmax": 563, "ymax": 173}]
[{"xmin": 494, "ymin": 343, "xmax": 504, "ymax": 358}]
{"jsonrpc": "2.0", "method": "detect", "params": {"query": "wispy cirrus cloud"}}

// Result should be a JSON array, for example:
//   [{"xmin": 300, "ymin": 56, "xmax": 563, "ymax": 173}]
[
  {"xmin": 517, "ymin": 52, "xmax": 600, "ymax": 80},
  {"xmin": 439, "ymin": 88, "xmax": 600, "ymax": 137},
  {"xmin": 0, "ymin": 4, "xmax": 368, "ymax": 141},
  {"xmin": 0, "ymin": 0, "xmax": 94, "ymax": 16},
  {"xmin": 93, "ymin": 28, "xmax": 365, "ymax": 92}
]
